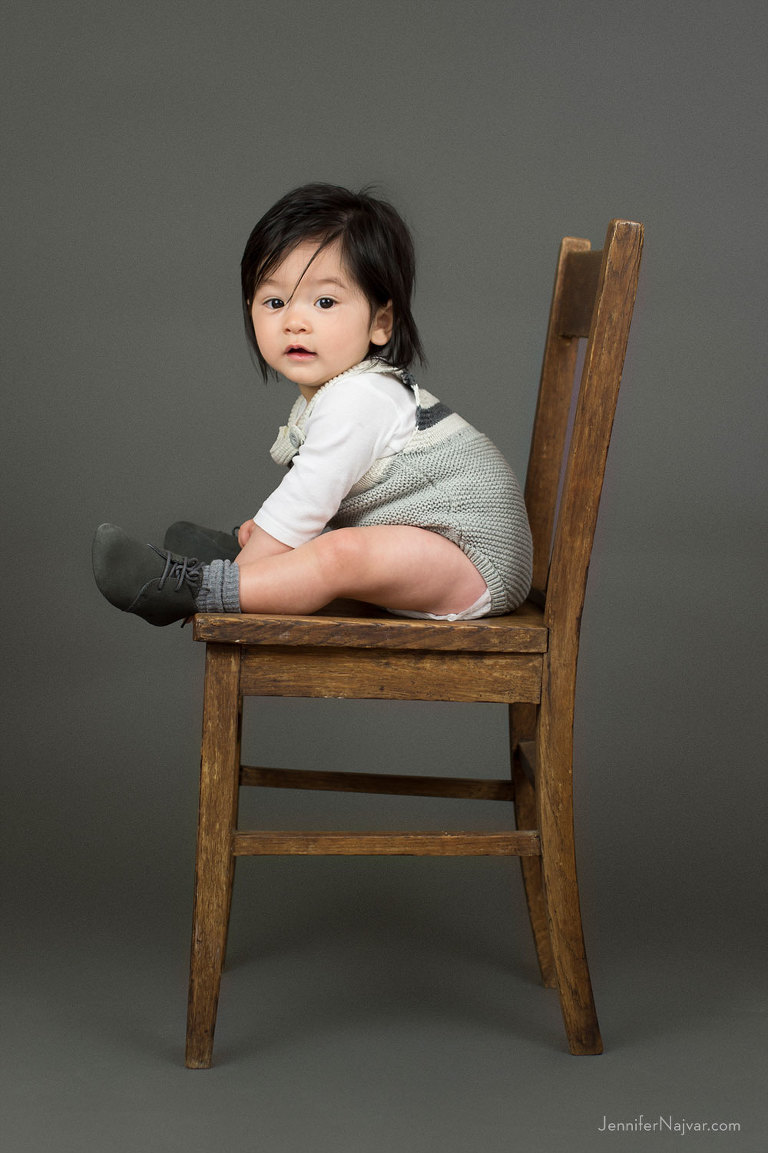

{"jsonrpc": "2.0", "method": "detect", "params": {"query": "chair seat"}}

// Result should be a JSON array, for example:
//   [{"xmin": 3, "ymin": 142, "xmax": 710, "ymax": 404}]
[{"xmin": 192, "ymin": 598, "xmax": 547, "ymax": 653}]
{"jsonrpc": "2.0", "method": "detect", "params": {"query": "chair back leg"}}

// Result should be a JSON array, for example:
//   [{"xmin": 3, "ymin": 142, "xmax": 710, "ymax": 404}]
[
  {"xmin": 536, "ymin": 679, "xmax": 602, "ymax": 1055},
  {"xmin": 510, "ymin": 704, "xmax": 556, "ymax": 987}
]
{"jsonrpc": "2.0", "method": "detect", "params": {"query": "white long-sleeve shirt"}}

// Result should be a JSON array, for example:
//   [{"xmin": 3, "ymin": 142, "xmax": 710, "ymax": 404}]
[{"xmin": 253, "ymin": 368, "xmax": 416, "ymax": 548}]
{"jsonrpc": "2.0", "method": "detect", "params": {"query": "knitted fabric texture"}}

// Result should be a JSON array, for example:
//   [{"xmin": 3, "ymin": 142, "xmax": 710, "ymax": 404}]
[
  {"xmin": 272, "ymin": 360, "xmax": 533, "ymax": 616},
  {"xmin": 195, "ymin": 559, "xmax": 241, "ymax": 614}
]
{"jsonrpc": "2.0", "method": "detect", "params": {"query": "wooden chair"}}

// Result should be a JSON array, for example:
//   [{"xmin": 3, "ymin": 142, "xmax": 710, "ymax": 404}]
[{"xmin": 185, "ymin": 218, "xmax": 644, "ymax": 1068}]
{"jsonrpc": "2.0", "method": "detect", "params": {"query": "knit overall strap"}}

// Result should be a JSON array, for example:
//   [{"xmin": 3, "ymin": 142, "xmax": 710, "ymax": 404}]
[{"xmin": 269, "ymin": 359, "xmax": 411, "ymax": 467}]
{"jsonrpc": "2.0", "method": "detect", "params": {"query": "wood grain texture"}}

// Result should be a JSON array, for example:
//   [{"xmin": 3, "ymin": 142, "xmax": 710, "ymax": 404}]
[
  {"xmin": 239, "ymin": 646, "xmax": 543, "ymax": 703},
  {"xmin": 509, "ymin": 711, "xmax": 556, "ymax": 989},
  {"xmin": 556, "ymin": 249, "xmax": 604, "ymax": 337},
  {"xmin": 546, "ymin": 221, "xmax": 644, "ymax": 639},
  {"xmin": 516, "ymin": 740, "xmax": 536, "ymax": 788},
  {"xmin": 524, "ymin": 236, "xmax": 592, "ymax": 596},
  {"xmin": 240, "ymin": 765, "xmax": 515, "ymax": 801},
  {"xmin": 536, "ymin": 652, "xmax": 602, "ymax": 1053},
  {"xmin": 185, "ymin": 645, "xmax": 242, "ymax": 1069},
  {"xmin": 232, "ymin": 830, "xmax": 541, "ymax": 857},
  {"xmin": 533, "ymin": 220, "xmax": 643, "ymax": 1055},
  {"xmin": 193, "ymin": 601, "xmax": 547, "ymax": 652}
]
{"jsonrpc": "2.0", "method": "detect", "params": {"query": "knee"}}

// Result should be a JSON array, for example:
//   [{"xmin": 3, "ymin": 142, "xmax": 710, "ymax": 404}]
[{"xmin": 313, "ymin": 528, "xmax": 367, "ymax": 584}]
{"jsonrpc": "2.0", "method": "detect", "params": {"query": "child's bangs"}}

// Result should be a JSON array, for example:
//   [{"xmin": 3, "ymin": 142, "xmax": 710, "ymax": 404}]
[{"xmin": 251, "ymin": 228, "xmax": 344, "ymax": 297}]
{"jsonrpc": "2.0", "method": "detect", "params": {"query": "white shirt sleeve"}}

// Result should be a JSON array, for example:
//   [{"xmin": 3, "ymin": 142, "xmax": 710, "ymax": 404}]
[{"xmin": 253, "ymin": 373, "xmax": 415, "ymax": 548}]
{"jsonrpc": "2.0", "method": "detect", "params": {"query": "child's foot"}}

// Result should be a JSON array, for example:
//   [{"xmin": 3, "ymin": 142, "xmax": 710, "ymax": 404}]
[
  {"xmin": 92, "ymin": 524, "xmax": 204, "ymax": 626},
  {"xmin": 163, "ymin": 520, "xmax": 240, "ymax": 563}
]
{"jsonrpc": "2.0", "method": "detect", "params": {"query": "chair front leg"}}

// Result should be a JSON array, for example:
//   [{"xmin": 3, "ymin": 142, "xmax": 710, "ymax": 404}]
[{"xmin": 186, "ymin": 643, "xmax": 242, "ymax": 1069}]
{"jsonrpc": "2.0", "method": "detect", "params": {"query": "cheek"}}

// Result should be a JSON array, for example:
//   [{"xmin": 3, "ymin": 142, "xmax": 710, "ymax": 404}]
[{"xmin": 251, "ymin": 311, "xmax": 272, "ymax": 345}]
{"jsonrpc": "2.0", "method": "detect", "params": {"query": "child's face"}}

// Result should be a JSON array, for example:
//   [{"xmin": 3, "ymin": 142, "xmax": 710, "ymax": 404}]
[{"xmin": 250, "ymin": 240, "xmax": 392, "ymax": 398}]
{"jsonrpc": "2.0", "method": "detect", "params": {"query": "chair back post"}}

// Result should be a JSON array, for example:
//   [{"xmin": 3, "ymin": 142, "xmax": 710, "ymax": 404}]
[
  {"xmin": 544, "ymin": 219, "xmax": 644, "ymax": 650},
  {"xmin": 525, "ymin": 220, "xmax": 642, "ymax": 1056}
]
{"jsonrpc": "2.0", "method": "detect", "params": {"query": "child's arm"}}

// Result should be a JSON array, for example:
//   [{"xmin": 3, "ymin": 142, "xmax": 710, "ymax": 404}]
[
  {"xmin": 236, "ymin": 519, "xmax": 292, "ymax": 561},
  {"xmin": 251, "ymin": 375, "xmax": 412, "ymax": 551}
]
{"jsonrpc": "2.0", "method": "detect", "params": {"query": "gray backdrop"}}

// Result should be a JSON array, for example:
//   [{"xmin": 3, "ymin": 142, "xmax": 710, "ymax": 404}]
[{"xmin": 3, "ymin": 1, "xmax": 766, "ymax": 1150}]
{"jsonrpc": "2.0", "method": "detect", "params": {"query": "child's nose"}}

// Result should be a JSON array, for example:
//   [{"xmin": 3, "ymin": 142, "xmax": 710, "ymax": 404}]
[{"xmin": 284, "ymin": 303, "xmax": 309, "ymax": 332}]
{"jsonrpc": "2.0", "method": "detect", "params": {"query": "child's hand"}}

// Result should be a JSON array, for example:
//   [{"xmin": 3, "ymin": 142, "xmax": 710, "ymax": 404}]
[{"xmin": 237, "ymin": 519, "xmax": 256, "ymax": 548}]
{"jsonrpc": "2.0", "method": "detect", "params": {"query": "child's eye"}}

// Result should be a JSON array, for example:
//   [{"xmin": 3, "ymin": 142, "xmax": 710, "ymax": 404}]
[
  {"xmin": 315, "ymin": 297, "xmax": 336, "ymax": 310},
  {"xmin": 264, "ymin": 298, "xmax": 284, "ymax": 310}
]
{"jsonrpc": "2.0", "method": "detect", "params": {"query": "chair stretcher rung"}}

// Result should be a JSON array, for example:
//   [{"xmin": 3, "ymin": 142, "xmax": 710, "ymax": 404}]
[
  {"xmin": 240, "ymin": 764, "xmax": 515, "ymax": 801},
  {"xmin": 232, "ymin": 830, "xmax": 541, "ymax": 857}
]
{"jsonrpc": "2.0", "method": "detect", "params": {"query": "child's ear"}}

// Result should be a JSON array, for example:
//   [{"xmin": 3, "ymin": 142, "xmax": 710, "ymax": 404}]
[{"xmin": 370, "ymin": 300, "xmax": 394, "ymax": 347}]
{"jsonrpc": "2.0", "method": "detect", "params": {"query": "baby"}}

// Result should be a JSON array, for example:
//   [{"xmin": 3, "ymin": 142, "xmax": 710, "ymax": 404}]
[{"xmin": 93, "ymin": 183, "xmax": 532, "ymax": 624}]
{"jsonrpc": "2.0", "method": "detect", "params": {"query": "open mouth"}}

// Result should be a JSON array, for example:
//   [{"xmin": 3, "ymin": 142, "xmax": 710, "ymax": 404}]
[{"xmin": 285, "ymin": 346, "xmax": 316, "ymax": 358}]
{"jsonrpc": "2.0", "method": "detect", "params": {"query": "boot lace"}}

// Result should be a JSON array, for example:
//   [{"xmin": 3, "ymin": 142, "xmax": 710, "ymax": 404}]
[{"xmin": 149, "ymin": 545, "xmax": 204, "ymax": 592}]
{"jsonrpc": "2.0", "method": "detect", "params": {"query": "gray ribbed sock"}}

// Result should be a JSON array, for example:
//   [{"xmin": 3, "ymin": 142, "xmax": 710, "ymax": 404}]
[{"xmin": 195, "ymin": 559, "xmax": 241, "ymax": 613}]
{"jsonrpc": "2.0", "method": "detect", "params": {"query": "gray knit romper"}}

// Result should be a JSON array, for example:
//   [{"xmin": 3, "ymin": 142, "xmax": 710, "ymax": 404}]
[{"xmin": 272, "ymin": 360, "xmax": 532, "ymax": 616}]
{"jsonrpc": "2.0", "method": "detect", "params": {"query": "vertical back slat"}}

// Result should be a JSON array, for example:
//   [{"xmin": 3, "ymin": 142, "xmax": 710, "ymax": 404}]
[
  {"xmin": 524, "ymin": 237, "xmax": 592, "ymax": 595},
  {"xmin": 556, "ymin": 250, "xmax": 604, "ymax": 338}
]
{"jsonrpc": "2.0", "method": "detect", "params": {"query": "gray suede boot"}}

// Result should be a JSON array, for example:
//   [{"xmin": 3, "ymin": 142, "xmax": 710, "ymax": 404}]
[
  {"xmin": 92, "ymin": 523, "xmax": 205, "ymax": 626},
  {"xmin": 163, "ymin": 520, "xmax": 240, "ymax": 563}
]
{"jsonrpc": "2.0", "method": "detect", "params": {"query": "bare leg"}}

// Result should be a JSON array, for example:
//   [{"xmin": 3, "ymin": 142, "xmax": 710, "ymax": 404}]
[{"xmin": 234, "ymin": 525, "xmax": 487, "ymax": 616}]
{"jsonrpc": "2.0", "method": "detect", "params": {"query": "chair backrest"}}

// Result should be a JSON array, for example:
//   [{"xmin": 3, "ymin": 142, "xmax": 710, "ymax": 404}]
[{"xmin": 524, "ymin": 220, "xmax": 644, "ymax": 636}]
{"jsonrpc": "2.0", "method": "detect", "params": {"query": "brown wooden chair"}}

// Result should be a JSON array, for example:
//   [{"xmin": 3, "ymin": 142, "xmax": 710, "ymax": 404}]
[{"xmin": 185, "ymin": 218, "xmax": 644, "ymax": 1068}]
